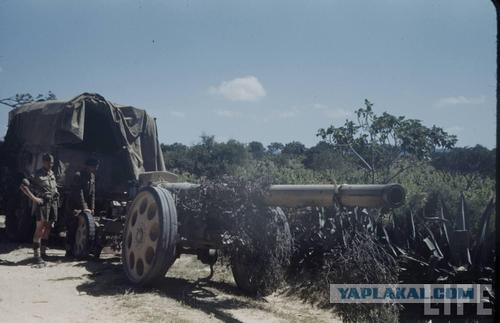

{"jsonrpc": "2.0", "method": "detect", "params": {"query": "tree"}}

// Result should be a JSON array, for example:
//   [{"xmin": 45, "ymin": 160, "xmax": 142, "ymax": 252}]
[
  {"xmin": 431, "ymin": 145, "xmax": 496, "ymax": 189},
  {"xmin": 303, "ymin": 141, "xmax": 344, "ymax": 170},
  {"xmin": 161, "ymin": 142, "xmax": 192, "ymax": 172},
  {"xmin": 317, "ymin": 100, "xmax": 457, "ymax": 182},
  {"xmin": 267, "ymin": 142, "xmax": 284, "ymax": 155},
  {"xmin": 0, "ymin": 92, "xmax": 56, "ymax": 108},
  {"xmin": 248, "ymin": 141, "xmax": 266, "ymax": 159},
  {"xmin": 215, "ymin": 139, "xmax": 248, "ymax": 174},
  {"xmin": 176, "ymin": 135, "xmax": 249, "ymax": 178},
  {"xmin": 282, "ymin": 141, "xmax": 306, "ymax": 156}
]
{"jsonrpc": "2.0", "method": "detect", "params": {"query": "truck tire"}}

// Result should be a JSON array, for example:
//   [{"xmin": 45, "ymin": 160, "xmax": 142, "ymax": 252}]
[
  {"xmin": 73, "ymin": 210, "xmax": 96, "ymax": 259},
  {"xmin": 122, "ymin": 186, "xmax": 178, "ymax": 285}
]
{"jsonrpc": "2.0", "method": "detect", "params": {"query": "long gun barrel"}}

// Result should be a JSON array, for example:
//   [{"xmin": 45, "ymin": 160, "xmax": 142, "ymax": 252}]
[
  {"xmin": 158, "ymin": 182, "xmax": 405, "ymax": 209},
  {"xmin": 264, "ymin": 184, "xmax": 405, "ymax": 209}
]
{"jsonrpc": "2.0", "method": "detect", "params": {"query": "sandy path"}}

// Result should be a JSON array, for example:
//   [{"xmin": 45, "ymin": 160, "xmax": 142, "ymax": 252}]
[{"xmin": 0, "ymin": 236, "xmax": 339, "ymax": 323}]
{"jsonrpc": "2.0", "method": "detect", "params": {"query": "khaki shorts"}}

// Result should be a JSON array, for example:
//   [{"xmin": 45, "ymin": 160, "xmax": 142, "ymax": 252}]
[{"xmin": 34, "ymin": 204, "xmax": 58, "ymax": 223}]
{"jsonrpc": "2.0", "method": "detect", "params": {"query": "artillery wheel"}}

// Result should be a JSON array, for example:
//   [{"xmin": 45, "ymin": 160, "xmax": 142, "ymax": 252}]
[
  {"xmin": 230, "ymin": 207, "xmax": 292, "ymax": 296},
  {"xmin": 122, "ymin": 186, "xmax": 178, "ymax": 285},
  {"xmin": 73, "ymin": 211, "xmax": 96, "ymax": 259}
]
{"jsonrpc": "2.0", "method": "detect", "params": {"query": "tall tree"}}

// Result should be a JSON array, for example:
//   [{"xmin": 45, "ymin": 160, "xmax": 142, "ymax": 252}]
[{"xmin": 317, "ymin": 100, "xmax": 457, "ymax": 182}]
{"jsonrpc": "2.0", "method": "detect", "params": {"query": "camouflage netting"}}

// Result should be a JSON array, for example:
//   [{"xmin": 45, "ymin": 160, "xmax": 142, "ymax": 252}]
[
  {"xmin": 173, "ymin": 176, "xmax": 292, "ymax": 296},
  {"xmin": 172, "ymin": 177, "xmax": 401, "ymax": 319}
]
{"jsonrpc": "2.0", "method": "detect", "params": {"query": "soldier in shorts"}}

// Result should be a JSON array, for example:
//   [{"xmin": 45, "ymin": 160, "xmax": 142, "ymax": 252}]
[{"xmin": 20, "ymin": 153, "xmax": 59, "ymax": 265}]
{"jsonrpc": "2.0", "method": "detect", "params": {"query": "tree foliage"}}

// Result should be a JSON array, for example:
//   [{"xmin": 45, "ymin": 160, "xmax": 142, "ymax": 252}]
[
  {"xmin": 159, "ymin": 99, "xmax": 494, "ymax": 231},
  {"xmin": 0, "ymin": 91, "xmax": 56, "ymax": 108},
  {"xmin": 267, "ymin": 142, "xmax": 284, "ymax": 155},
  {"xmin": 431, "ymin": 145, "xmax": 496, "ymax": 178},
  {"xmin": 282, "ymin": 141, "xmax": 306, "ymax": 156},
  {"xmin": 162, "ymin": 135, "xmax": 248, "ymax": 178},
  {"xmin": 317, "ymin": 100, "xmax": 458, "ymax": 182},
  {"xmin": 248, "ymin": 141, "xmax": 266, "ymax": 159}
]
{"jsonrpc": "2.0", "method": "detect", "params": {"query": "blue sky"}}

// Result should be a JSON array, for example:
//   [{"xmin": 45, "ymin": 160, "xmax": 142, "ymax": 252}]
[{"xmin": 0, "ymin": 0, "xmax": 496, "ymax": 148}]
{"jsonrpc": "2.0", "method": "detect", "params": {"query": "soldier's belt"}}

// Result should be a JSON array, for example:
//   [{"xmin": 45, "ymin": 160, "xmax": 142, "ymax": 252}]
[{"xmin": 41, "ymin": 192, "xmax": 60, "ymax": 205}]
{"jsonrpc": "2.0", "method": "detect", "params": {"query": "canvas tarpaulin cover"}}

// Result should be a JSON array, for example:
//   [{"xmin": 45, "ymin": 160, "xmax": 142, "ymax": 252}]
[{"xmin": 5, "ymin": 93, "xmax": 166, "ymax": 180}]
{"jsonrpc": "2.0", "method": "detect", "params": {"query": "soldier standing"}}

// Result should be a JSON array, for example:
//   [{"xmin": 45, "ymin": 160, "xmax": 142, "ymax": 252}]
[
  {"xmin": 65, "ymin": 157, "xmax": 98, "ymax": 257},
  {"xmin": 20, "ymin": 153, "xmax": 59, "ymax": 265}
]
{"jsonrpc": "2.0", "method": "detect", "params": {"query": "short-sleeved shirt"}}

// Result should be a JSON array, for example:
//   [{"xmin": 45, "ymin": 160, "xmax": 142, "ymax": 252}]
[
  {"xmin": 26, "ymin": 168, "xmax": 59, "ymax": 201},
  {"xmin": 23, "ymin": 168, "xmax": 59, "ymax": 222}
]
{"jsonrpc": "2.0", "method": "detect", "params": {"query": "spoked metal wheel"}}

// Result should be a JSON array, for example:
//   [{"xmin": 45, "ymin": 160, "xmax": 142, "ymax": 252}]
[
  {"xmin": 73, "ymin": 211, "xmax": 96, "ymax": 259},
  {"xmin": 122, "ymin": 186, "xmax": 178, "ymax": 285}
]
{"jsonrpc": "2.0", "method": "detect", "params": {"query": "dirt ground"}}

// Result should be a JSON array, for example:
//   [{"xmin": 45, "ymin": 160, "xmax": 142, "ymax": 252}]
[{"xmin": 0, "ymin": 216, "xmax": 340, "ymax": 323}]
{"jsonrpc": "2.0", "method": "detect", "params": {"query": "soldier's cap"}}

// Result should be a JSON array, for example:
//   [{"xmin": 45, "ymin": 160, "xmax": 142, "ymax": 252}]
[
  {"xmin": 85, "ymin": 157, "xmax": 99, "ymax": 167},
  {"xmin": 42, "ymin": 153, "xmax": 54, "ymax": 162}
]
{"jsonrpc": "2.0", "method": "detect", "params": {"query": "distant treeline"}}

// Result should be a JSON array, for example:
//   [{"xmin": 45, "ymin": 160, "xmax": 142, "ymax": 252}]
[{"xmin": 161, "ymin": 135, "xmax": 496, "ymax": 180}]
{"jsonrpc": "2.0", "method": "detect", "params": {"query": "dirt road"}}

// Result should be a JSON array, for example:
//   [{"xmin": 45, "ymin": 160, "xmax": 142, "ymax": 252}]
[{"xmin": 0, "ymin": 227, "xmax": 339, "ymax": 322}]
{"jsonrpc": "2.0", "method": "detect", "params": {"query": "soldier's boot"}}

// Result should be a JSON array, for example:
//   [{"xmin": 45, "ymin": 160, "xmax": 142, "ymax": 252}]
[
  {"xmin": 41, "ymin": 239, "xmax": 48, "ymax": 260},
  {"xmin": 33, "ymin": 242, "xmax": 45, "ymax": 265},
  {"xmin": 64, "ymin": 241, "xmax": 74, "ymax": 258}
]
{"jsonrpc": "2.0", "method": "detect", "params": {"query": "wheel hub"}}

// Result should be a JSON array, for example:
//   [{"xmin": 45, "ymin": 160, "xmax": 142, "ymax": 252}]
[{"xmin": 136, "ymin": 227, "xmax": 144, "ymax": 244}]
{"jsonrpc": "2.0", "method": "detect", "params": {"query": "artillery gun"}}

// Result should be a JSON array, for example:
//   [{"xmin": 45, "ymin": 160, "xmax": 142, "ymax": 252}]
[
  {"xmin": 121, "ymin": 180, "xmax": 405, "ymax": 294},
  {"xmin": 1, "ymin": 92, "xmax": 406, "ymax": 295}
]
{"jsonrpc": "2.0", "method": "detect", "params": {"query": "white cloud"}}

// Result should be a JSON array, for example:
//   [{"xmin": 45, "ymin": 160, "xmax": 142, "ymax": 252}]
[
  {"xmin": 434, "ymin": 96, "xmax": 486, "ymax": 108},
  {"xmin": 214, "ymin": 109, "xmax": 241, "ymax": 118},
  {"xmin": 209, "ymin": 76, "xmax": 266, "ymax": 101},
  {"xmin": 169, "ymin": 111, "xmax": 186, "ymax": 118}
]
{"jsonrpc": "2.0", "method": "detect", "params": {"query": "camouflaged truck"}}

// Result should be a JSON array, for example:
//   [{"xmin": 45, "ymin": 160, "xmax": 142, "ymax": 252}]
[{"xmin": 1, "ymin": 93, "xmax": 176, "ymax": 257}]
